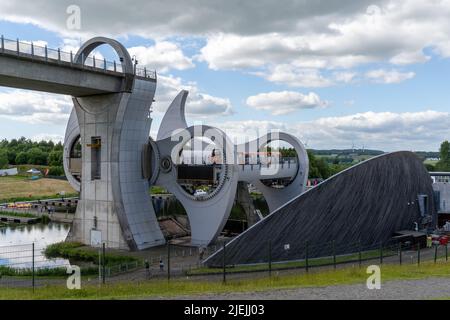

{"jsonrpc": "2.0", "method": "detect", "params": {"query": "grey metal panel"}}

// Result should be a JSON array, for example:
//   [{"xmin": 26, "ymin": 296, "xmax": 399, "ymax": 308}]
[{"xmin": 205, "ymin": 151, "xmax": 436, "ymax": 266}]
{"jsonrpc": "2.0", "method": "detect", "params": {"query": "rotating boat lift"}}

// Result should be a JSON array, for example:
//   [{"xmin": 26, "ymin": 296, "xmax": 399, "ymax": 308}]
[{"xmin": 59, "ymin": 38, "xmax": 309, "ymax": 250}]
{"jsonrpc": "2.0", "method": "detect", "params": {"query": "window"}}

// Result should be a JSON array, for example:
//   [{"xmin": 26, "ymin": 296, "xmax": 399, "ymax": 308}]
[{"xmin": 90, "ymin": 137, "xmax": 101, "ymax": 180}]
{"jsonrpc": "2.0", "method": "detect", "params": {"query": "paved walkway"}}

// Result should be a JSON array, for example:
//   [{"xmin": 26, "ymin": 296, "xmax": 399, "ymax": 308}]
[{"xmin": 160, "ymin": 277, "xmax": 450, "ymax": 300}]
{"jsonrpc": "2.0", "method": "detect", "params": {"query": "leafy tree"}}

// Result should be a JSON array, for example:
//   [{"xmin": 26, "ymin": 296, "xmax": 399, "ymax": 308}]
[
  {"xmin": 424, "ymin": 163, "xmax": 435, "ymax": 172},
  {"xmin": 6, "ymin": 150, "xmax": 17, "ymax": 165},
  {"xmin": 48, "ymin": 166, "xmax": 64, "ymax": 176},
  {"xmin": 436, "ymin": 140, "xmax": 450, "ymax": 171},
  {"xmin": 48, "ymin": 150, "xmax": 63, "ymax": 166},
  {"xmin": 27, "ymin": 147, "xmax": 48, "ymax": 165},
  {"xmin": 0, "ymin": 149, "xmax": 8, "ymax": 169},
  {"xmin": 15, "ymin": 151, "xmax": 28, "ymax": 165}
]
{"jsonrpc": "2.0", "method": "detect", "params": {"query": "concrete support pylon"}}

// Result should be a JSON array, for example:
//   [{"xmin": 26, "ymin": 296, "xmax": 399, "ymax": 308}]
[
  {"xmin": 236, "ymin": 182, "xmax": 259, "ymax": 227},
  {"xmin": 64, "ymin": 37, "xmax": 165, "ymax": 250}
]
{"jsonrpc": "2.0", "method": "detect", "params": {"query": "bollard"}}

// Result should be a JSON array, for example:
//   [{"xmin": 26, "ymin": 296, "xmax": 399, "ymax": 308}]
[{"xmin": 434, "ymin": 245, "xmax": 438, "ymax": 264}]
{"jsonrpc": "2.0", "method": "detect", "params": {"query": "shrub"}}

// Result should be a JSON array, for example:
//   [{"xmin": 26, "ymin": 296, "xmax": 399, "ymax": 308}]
[{"xmin": 44, "ymin": 242, "xmax": 139, "ymax": 266}]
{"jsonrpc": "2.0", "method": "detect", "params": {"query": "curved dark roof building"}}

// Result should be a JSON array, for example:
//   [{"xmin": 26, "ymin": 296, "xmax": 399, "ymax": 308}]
[{"xmin": 205, "ymin": 151, "xmax": 436, "ymax": 267}]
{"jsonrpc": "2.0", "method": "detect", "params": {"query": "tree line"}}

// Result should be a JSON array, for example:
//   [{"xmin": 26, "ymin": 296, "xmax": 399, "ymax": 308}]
[
  {"xmin": 429, "ymin": 140, "xmax": 450, "ymax": 172},
  {"xmin": 278, "ymin": 147, "xmax": 351, "ymax": 179},
  {"xmin": 0, "ymin": 137, "xmax": 64, "ymax": 175}
]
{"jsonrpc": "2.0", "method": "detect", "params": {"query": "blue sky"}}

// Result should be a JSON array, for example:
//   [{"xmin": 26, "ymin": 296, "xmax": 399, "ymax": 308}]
[{"xmin": 1, "ymin": 0, "xmax": 450, "ymax": 151}]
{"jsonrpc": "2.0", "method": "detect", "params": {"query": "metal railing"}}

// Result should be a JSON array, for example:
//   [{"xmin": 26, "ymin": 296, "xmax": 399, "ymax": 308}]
[{"xmin": 0, "ymin": 35, "xmax": 156, "ymax": 80}]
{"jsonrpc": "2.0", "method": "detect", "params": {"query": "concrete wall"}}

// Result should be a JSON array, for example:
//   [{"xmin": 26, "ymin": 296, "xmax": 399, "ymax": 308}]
[{"xmin": 433, "ymin": 182, "xmax": 450, "ymax": 213}]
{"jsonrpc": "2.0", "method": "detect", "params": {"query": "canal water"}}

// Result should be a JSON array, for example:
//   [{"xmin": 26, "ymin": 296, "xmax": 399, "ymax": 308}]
[{"xmin": 0, "ymin": 223, "xmax": 70, "ymax": 269}]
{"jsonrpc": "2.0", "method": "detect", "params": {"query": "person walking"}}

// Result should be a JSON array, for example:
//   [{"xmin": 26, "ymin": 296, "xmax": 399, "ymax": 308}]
[
  {"xmin": 159, "ymin": 259, "xmax": 164, "ymax": 272},
  {"xmin": 144, "ymin": 260, "xmax": 151, "ymax": 279}
]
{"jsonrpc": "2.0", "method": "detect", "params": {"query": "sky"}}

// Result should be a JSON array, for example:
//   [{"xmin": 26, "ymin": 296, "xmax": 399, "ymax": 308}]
[{"xmin": 1, "ymin": 0, "xmax": 450, "ymax": 152}]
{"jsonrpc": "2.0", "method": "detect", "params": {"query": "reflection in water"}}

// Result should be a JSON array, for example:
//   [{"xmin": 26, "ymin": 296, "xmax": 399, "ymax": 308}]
[{"xmin": 0, "ymin": 223, "xmax": 71, "ymax": 269}]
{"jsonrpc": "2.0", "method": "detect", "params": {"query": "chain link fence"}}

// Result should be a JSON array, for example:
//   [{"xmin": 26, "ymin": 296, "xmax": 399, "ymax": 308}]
[{"xmin": 1, "ymin": 238, "xmax": 448, "ymax": 289}]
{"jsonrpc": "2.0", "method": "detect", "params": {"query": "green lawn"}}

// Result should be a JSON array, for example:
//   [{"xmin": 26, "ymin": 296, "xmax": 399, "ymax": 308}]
[
  {"xmin": 0, "ymin": 175, "xmax": 78, "ymax": 203},
  {"xmin": 1, "ymin": 260, "xmax": 449, "ymax": 299}
]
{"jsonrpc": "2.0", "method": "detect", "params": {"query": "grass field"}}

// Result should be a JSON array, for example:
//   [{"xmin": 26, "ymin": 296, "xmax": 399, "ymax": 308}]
[
  {"xmin": 0, "ymin": 260, "xmax": 449, "ymax": 299},
  {"xmin": 187, "ymin": 247, "xmax": 397, "ymax": 275},
  {"xmin": 0, "ymin": 176, "xmax": 77, "ymax": 203}
]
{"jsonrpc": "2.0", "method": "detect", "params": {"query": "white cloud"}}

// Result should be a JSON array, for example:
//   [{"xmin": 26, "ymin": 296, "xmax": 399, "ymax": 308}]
[
  {"xmin": 212, "ymin": 110, "xmax": 450, "ymax": 151},
  {"xmin": 365, "ymin": 69, "xmax": 415, "ymax": 84},
  {"xmin": 263, "ymin": 66, "xmax": 334, "ymax": 88},
  {"xmin": 246, "ymin": 91, "xmax": 328, "ymax": 115},
  {"xmin": 0, "ymin": 1, "xmax": 376, "ymax": 38},
  {"xmin": 333, "ymin": 71, "xmax": 357, "ymax": 84},
  {"xmin": 31, "ymin": 133, "xmax": 64, "ymax": 143},
  {"xmin": 128, "ymin": 41, "xmax": 194, "ymax": 73},
  {"xmin": 0, "ymin": 90, "xmax": 72, "ymax": 124},
  {"xmin": 154, "ymin": 75, "xmax": 233, "ymax": 117},
  {"xmin": 4, "ymin": 1, "xmax": 450, "ymax": 87}
]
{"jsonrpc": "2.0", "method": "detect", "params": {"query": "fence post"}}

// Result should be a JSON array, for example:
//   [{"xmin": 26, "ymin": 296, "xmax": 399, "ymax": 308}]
[
  {"xmin": 358, "ymin": 240, "xmax": 362, "ymax": 268},
  {"xmin": 31, "ymin": 42, "xmax": 34, "ymax": 57},
  {"xmin": 57, "ymin": 48, "xmax": 61, "ymax": 62},
  {"xmin": 70, "ymin": 51, "xmax": 73, "ymax": 64},
  {"xmin": 398, "ymin": 242, "xmax": 402, "ymax": 265},
  {"xmin": 379, "ymin": 242, "xmax": 383, "ymax": 265},
  {"xmin": 45, "ymin": 45, "xmax": 48, "ymax": 61},
  {"xmin": 417, "ymin": 243, "xmax": 421, "ymax": 266},
  {"xmin": 16, "ymin": 38, "xmax": 19, "ymax": 55},
  {"xmin": 268, "ymin": 240, "xmax": 272, "ymax": 277},
  {"xmin": 104, "ymin": 58, "xmax": 107, "ymax": 71},
  {"xmin": 332, "ymin": 240, "xmax": 336, "ymax": 269},
  {"xmin": 102, "ymin": 242, "xmax": 106, "ymax": 284},
  {"xmin": 32, "ymin": 243, "xmax": 35, "ymax": 292},
  {"xmin": 1, "ymin": 35, "xmax": 4, "ymax": 53},
  {"xmin": 93, "ymin": 56, "xmax": 96, "ymax": 68},
  {"xmin": 114, "ymin": 60, "xmax": 116, "ymax": 72},
  {"xmin": 167, "ymin": 241, "xmax": 171, "ymax": 281},
  {"xmin": 446, "ymin": 244, "xmax": 448, "ymax": 262},
  {"xmin": 434, "ymin": 245, "xmax": 438, "ymax": 264},
  {"xmin": 305, "ymin": 241, "xmax": 309, "ymax": 273},
  {"xmin": 222, "ymin": 241, "xmax": 227, "ymax": 284}
]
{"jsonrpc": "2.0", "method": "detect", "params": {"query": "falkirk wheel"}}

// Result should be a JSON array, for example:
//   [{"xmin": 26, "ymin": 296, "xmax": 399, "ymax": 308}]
[{"xmin": 63, "ymin": 37, "xmax": 309, "ymax": 250}]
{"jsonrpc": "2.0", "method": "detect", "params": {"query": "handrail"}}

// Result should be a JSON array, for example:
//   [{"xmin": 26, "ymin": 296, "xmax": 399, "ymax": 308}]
[{"xmin": 0, "ymin": 35, "xmax": 156, "ymax": 80}]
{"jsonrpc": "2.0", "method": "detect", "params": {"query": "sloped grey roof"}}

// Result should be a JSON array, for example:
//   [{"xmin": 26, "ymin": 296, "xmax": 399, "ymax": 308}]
[{"xmin": 205, "ymin": 151, "xmax": 435, "ymax": 267}]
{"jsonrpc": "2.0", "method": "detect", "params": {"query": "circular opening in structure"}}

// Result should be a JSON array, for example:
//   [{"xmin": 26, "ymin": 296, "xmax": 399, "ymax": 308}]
[
  {"xmin": 258, "ymin": 140, "xmax": 299, "ymax": 188},
  {"xmin": 81, "ymin": 44, "xmax": 125, "ymax": 72},
  {"xmin": 69, "ymin": 135, "xmax": 82, "ymax": 182},
  {"xmin": 175, "ymin": 137, "xmax": 226, "ymax": 200}
]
